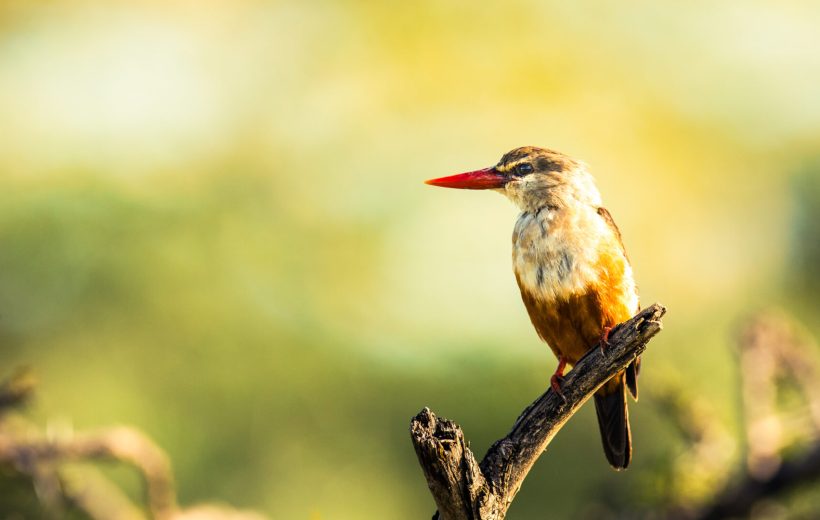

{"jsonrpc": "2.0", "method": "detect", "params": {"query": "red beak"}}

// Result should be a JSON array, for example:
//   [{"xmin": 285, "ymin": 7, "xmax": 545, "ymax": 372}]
[{"xmin": 424, "ymin": 167, "xmax": 507, "ymax": 190}]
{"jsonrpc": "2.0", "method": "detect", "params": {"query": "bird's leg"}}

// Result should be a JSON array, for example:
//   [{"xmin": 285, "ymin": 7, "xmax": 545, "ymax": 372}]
[
  {"xmin": 550, "ymin": 356, "xmax": 568, "ymax": 402},
  {"xmin": 599, "ymin": 326, "xmax": 613, "ymax": 353}
]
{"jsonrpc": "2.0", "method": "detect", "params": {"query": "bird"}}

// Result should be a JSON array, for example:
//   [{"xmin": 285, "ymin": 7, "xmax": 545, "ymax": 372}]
[{"xmin": 425, "ymin": 146, "xmax": 640, "ymax": 470}]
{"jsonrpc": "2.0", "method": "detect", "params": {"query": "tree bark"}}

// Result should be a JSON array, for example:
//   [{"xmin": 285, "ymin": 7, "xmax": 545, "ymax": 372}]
[{"xmin": 410, "ymin": 303, "xmax": 666, "ymax": 520}]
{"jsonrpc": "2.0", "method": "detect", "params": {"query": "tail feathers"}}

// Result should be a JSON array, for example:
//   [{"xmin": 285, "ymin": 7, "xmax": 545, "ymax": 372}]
[
  {"xmin": 625, "ymin": 357, "xmax": 640, "ymax": 401},
  {"xmin": 594, "ymin": 381, "xmax": 632, "ymax": 470}
]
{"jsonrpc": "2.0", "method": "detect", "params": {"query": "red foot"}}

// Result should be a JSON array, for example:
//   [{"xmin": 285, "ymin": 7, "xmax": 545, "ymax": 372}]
[
  {"xmin": 550, "ymin": 357, "xmax": 568, "ymax": 402},
  {"xmin": 599, "ymin": 326, "xmax": 613, "ymax": 353}
]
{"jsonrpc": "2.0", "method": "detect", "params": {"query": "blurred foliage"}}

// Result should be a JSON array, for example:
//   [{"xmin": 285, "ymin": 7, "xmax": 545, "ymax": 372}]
[
  {"xmin": 0, "ymin": 1, "xmax": 819, "ymax": 518},
  {"xmin": 791, "ymin": 162, "xmax": 820, "ymax": 303}
]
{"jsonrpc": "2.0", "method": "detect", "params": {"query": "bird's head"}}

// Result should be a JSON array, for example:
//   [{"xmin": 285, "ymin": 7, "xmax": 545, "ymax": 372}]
[{"xmin": 426, "ymin": 146, "xmax": 601, "ymax": 212}]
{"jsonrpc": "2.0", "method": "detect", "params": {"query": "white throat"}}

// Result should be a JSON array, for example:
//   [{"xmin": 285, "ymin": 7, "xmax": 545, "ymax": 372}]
[{"xmin": 512, "ymin": 204, "xmax": 609, "ymax": 301}]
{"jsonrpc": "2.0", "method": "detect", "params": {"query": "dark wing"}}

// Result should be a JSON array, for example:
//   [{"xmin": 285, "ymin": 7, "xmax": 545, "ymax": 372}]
[
  {"xmin": 597, "ymin": 206, "xmax": 640, "ymax": 401},
  {"xmin": 597, "ymin": 207, "xmax": 629, "ymax": 264}
]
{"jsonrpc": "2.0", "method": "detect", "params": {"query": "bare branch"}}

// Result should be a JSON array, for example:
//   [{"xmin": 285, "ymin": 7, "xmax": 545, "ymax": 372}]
[
  {"xmin": 410, "ymin": 303, "xmax": 667, "ymax": 520},
  {"xmin": 411, "ymin": 410, "xmax": 496, "ymax": 519}
]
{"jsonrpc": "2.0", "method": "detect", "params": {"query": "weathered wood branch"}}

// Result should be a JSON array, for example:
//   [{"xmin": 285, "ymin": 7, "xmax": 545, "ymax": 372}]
[{"xmin": 410, "ymin": 303, "xmax": 666, "ymax": 520}]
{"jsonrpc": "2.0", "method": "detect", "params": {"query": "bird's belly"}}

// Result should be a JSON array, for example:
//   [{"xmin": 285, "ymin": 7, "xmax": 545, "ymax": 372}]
[
  {"xmin": 512, "ymin": 216, "xmax": 596, "ymax": 302},
  {"xmin": 512, "ymin": 212, "xmax": 637, "ymax": 364},
  {"xmin": 521, "ymin": 290, "xmax": 606, "ymax": 365}
]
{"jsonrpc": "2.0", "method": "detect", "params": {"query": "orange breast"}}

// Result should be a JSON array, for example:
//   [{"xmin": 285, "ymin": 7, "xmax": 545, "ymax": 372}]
[{"xmin": 517, "ymin": 245, "xmax": 635, "ymax": 367}]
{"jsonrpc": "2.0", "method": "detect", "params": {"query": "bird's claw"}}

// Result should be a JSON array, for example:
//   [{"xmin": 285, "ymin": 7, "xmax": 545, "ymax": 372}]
[{"xmin": 550, "ymin": 374, "xmax": 567, "ymax": 403}]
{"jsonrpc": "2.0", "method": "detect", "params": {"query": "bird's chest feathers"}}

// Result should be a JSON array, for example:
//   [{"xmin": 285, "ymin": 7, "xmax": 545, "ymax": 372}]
[{"xmin": 512, "ymin": 207, "xmax": 604, "ymax": 301}]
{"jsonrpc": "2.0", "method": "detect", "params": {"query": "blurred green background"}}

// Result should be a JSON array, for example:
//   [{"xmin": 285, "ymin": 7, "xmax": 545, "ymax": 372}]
[{"xmin": 1, "ymin": 1, "xmax": 819, "ymax": 518}]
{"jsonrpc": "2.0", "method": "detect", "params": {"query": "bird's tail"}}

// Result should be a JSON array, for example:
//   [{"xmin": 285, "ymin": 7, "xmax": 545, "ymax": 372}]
[{"xmin": 593, "ymin": 374, "xmax": 632, "ymax": 470}]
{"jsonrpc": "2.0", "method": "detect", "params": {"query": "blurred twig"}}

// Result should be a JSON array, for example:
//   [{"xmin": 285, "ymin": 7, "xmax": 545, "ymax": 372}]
[
  {"xmin": 668, "ymin": 311, "xmax": 820, "ymax": 520},
  {"xmin": 59, "ymin": 465, "xmax": 148, "ymax": 520},
  {"xmin": 0, "ymin": 426, "xmax": 177, "ymax": 519},
  {"xmin": 410, "ymin": 303, "xmax": 666, "ymax": 520},
  {"xmin": 649, "ymin": 381, "xmax": 735, "ymax": 510},
  {"xmin": 0, "ymin": 369, "xmax": 270, "ymax": 520},
  {"xmin": 694, "ymin": 441, "xmax": 820, "ymax": 520}
]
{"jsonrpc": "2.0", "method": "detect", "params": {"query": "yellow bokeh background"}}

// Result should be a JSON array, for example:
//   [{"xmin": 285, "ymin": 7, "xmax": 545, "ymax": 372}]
[{"xmin": 1, "ymin": 1, "xmax": 819, "ymax": 518}]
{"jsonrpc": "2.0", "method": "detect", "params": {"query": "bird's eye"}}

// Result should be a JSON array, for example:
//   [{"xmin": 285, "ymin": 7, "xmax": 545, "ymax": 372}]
[{"xmin": 515, "ymin": 163, "xmax": 534, "ymax": 176}]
